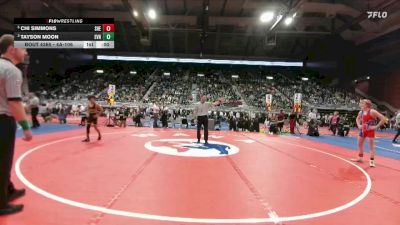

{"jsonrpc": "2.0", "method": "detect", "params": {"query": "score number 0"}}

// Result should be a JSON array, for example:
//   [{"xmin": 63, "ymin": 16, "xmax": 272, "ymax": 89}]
[{"xmin": 102, "ymin": 24, "xmax": 114, "ymax": 32}]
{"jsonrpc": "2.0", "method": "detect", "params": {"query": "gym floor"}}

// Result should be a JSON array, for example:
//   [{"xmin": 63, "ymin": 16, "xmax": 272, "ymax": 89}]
[{"xmin": 1, "ymin": 123, "xmax": 399, "ymax": 225}]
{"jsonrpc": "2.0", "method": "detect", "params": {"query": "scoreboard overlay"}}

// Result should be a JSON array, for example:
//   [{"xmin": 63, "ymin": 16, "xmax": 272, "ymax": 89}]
[{"xmin": 14, "ymin": 18, "xmax": 114, "ymax": 49}]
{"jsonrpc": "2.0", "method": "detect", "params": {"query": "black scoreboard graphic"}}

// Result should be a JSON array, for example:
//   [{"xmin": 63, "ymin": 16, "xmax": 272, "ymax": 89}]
[{"xmin": 14, "ymin": 18, "xmax": 114, "ymax": 49}]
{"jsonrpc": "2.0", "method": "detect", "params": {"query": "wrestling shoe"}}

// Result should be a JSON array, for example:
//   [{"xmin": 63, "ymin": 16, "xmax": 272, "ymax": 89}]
[
  {"xmin": 351, "ymin": 157, "xmax": 363, "ymax": 163},
  {"xmin": 369, "ymin": 160, "xmax": 375, "ymax": 167},
  {"xmin": 8, "ymin": 188, "xmax": 25, "ymax": 202},
  {"xmin": 0, "ymin": 204, "xmax": 23, "ymax": 215}
]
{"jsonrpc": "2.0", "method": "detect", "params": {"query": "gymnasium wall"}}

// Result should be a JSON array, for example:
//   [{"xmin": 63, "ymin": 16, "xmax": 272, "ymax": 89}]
[
  {"xmin": 370, "ymin": 70, "xmax": 400, "ymax": 108},
  {"xmin": 356, "ymin": 70, "xmax": 400, "ymax": 109}
]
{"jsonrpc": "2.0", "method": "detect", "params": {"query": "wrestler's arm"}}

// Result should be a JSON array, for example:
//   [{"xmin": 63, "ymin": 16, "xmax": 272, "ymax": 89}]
[{"xmin": 370, "ymin": 109, "xmax": 388, "ymax": 130}]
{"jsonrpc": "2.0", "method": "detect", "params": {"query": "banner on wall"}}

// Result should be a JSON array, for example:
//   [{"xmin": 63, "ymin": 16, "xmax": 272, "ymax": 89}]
[
  {"xmin": 293, "ymin": 93, "xmax": 302, "ymax": 113},
  {"xmin": 265, "ymin": 94, "xmax": 272, "ymax": 112},
  {"xmin": 107, "ymin": 84, "xmax": 116, "ymax": 106},
  {"xmin": 259, "ymin": 123, "xmax": 267, "ymax": 134}
]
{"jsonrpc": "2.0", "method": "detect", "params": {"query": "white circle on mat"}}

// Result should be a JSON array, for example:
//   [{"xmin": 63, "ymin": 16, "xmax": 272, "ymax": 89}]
[{"xmin": 15, "ymin": 131, "xmax": 372, "ymax": 224}]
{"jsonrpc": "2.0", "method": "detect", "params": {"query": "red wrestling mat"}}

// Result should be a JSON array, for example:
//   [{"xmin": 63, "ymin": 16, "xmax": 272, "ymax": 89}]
[{"xmin": 2, "ymin": 128, "xmax": 399, "ymax": 225}]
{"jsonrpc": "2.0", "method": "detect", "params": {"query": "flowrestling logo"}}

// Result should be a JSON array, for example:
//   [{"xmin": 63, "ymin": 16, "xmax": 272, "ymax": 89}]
[
  {"xmin": 367, "ymin": 11, "xmax": 388, "ymax": 19},
  {"xmin": 144, "ymin": 139, "xmax": 240, "ymax": 157}
]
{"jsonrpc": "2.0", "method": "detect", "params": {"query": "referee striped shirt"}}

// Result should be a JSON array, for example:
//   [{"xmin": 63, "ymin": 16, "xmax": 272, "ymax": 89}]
[
  {"xmin": 194, "ymin": 102, "xmax": 212, "ymax": 117},
  {"xmin": 0, "ymin": 58, "xmax": 23, "ymax": 116}
]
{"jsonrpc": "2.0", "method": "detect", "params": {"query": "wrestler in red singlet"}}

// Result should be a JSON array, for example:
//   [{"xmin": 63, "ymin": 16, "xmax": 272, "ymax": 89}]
[
  {"xmin": 353, "ymin": 99, "xmax": 387, "ymax": 167},
  {"xmin": 359, "ymin": 109, "xmax": 375, "ymax": 138}
]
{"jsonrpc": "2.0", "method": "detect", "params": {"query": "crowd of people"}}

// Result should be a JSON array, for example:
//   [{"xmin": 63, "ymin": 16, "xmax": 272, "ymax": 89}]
[
  {"xmin": 237, "ymin": 73, "xmax": 292, "ymax": 110},
  {"xmin": 276, "ymin": 76, "xmax": 360, "ymax": 108},
  {"xmin": 30, "ymin": 67, "xmax": 362, "ymax": 111},
  {"xmin": 23, "ymin": 66, "xmax": 384, "ymax": 136},
  {"xmin": 193, "ymin": 74, "xmax": 242, "ymax": 107},
  {"xmin": 38, "ymin": 70, "xmax": 105, "ymax": 100},
  {"xmin": 25, "ymin": 66, "xmax": 386, "ymax": 135},
  {"xmin": 143, "ymin": 71, "xmax": 192, "ymax": 106}
]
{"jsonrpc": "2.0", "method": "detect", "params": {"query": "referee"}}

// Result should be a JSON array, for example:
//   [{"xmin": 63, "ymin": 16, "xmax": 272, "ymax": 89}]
[
  {"xmin": 0, "ymin": 34, "xmax": 32, "ymax": 215},
  {"xmin": 193, "ymin": 95, "xmax": 224, "ymax": 144}
]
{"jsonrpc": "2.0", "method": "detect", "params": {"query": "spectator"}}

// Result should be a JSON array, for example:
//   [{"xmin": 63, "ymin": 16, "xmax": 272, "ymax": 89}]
[{"xmin": 28, "ymin": 92, "xmax": 40, "ymax": 128}]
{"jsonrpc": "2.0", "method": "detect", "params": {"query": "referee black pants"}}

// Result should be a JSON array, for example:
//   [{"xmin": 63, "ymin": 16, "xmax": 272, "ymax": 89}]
[
  {"xmin": 0, "ymin": 115, "xmax": 17, "ymax": 207},
  {"xmin": 197, "ymin": 115, "xmax": 209, "ymax": 142},
  {"xmin": 31, "ymin": 107, "xmax": 40, "ymax": 128}
]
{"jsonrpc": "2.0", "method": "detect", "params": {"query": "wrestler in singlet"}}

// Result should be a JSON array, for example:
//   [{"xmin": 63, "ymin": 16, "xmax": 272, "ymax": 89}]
[
  {"xmin": 353, "ymin": 99, "xmax": 387, "ymax": 167},
  {"xmin": 82, "ymin": 96, "xmax": 102, "ymax": 142},
  {"xmin": 359, "ymin": 109, "xmax": 376, "ymax": 138},
  {"xmin": 87, "ymin": 102, "xmax": 101, "ymax": 125}
]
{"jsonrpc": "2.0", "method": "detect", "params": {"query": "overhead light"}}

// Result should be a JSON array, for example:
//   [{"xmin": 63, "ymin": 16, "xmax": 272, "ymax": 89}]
[
  {"xmin": 266, "ymin": 76, "xmax": 274, "ymax": 80},
  {"xmin": 133, "ymin": 10, "xmax": 138, "ymax": 17},
  {"xmin": 130, "ymin": 71, "xmax": 137, "ymax": 74},
  {"xmin": 284, "ymin": 17, "xmax": 293, "ymax": 25},
  {"xmin": 163, "ymin": 72, "xmax": 170, "ymax": 76},
  {"xmin": 96, "ymin": 69, "xmax": 104, "ymax": 74},
  {"xmin": 301, "ymin": 77, "xmax": 308, "ymax": 81},
  {"xmin": 148, "ymin": 9, "xmax": 157, "ymax": 20},
  {"xmin": 366, "ymin": 76, "xmax": 370, "ymax": 80},
  {"xmin": 232, "ymin": 74, "xmax": 239, "ymax": 78},
  {"xmin": 260, "ymin": 11, "xmax": 274, "ymax": 23},
  {"xmin": 354, "ymin": 79, "xmax": 358, "ymax": 82},
  {"xmin": 197, "ymin": 73, "xmax": 204, "ymax": 77},
  {"xmin": 293, "ymin": 12, "xmax": 297, "ymax": 17}
]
